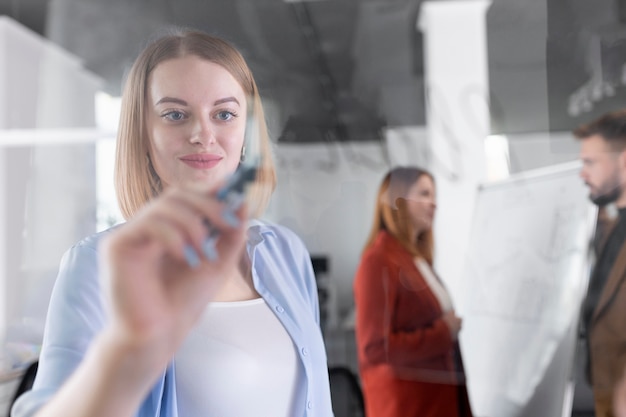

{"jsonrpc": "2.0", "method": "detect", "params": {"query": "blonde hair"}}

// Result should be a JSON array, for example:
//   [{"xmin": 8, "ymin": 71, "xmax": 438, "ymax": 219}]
[
  {"xmin": 363, "ymin": 166, "xmax": 435, "ymax": 264},
  {"xmin": 114, "ymin": 28, "xmax": 276, "ymax": 219}
]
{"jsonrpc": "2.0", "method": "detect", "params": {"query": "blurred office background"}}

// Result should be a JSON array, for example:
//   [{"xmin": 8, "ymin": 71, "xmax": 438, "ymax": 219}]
[{"xmin": 1, "ymin": 0, "xmax": 623, "ymax": 415}]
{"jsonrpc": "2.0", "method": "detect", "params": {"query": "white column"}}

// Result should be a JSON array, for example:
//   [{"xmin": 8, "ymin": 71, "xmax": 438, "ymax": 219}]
[
  {"xmin": 0, "ymin": 19, "xmax": 7, "ymax": 345},
  {"xmin": 418, "ymin": 0, "xmax": 492, "ymax": 311},
  {"xmin": 0, "ymin": 149, "xmax": 6, "ymax": 345}
]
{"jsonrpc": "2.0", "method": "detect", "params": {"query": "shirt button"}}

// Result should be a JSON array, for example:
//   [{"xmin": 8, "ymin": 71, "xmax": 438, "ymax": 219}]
[
  {"xmin": 276, "ymin": 305, "xmax": 285, "ymax": 313},
  {"xmin": 301, "ymin": 347, "xmax": 308, "ymax": 356},
  {"xmin": 307, "ymin": 401, "xmax": 313, "ymax": 409}
]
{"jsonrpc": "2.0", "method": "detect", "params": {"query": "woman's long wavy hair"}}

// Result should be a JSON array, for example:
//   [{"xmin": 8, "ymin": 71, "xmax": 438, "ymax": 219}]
[
  {"xmin": 363, "ymin": 166, "xmax": 435, "ymax": 264},
  {"xmin": 114, "ymin": 28, "xmax": 276, "ymax": 220}
]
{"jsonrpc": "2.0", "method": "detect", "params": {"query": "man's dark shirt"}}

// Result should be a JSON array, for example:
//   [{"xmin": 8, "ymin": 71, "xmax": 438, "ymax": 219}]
[{"xmin": 582, "ymin": 207, "xmax": 626, "ymax": 337}]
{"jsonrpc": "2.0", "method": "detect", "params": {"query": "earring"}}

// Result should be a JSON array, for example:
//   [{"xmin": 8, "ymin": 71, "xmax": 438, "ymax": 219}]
[{"xmin": 240, "ymin": 145, "xmax": 246, "ymax": 163}]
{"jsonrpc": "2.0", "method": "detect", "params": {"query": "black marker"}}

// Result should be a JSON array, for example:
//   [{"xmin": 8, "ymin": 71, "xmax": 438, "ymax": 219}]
[{"xmin": 183, "ymin": 110, "xmax": 259, "ymax": 267}]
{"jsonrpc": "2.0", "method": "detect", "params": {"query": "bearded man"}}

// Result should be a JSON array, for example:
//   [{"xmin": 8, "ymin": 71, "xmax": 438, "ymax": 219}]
[{"xmin": 575, "ymin": 109, "xmax": 626, "ymax": 417}]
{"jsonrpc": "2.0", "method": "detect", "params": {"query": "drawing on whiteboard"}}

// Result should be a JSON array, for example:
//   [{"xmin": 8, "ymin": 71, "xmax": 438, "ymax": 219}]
[
  {"xmin": 459, "ymin": 161, "xmax": 596, "ymax": 417},
  {"xmin": 468, "ymin": 201, "xmax": 589, "ymax": 323}
]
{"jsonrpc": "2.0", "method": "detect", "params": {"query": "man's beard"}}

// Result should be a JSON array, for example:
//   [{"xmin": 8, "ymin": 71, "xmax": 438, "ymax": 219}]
[{"xmin": 590, "ymin": 181, "xmax": 622, "ymax": 206}]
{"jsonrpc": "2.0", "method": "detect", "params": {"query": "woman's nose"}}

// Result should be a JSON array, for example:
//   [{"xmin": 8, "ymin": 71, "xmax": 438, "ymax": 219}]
[{"xmin": 190, "ymin": 118, "xmax": 216, "ymax": 145}]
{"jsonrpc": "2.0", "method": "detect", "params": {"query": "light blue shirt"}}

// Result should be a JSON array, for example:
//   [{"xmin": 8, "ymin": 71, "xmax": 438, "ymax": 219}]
[{"xmin": 12, "ymin": 220, "xmax": 333, "ymax": 417}]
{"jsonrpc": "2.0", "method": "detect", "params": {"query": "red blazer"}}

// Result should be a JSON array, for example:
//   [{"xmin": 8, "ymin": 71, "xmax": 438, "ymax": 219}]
[{"xmin": 353, "ymin": 231, "xmax": 473, "ymax": 417}]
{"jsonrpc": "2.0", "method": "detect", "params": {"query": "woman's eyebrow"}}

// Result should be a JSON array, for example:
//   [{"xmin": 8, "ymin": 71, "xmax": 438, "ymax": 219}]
[
  {"xmin": 154, "ymin": 96, "xmax": 240, "ymax": 106},
  {"xmin": 155, "ymin": 97, "xmax": 188, "ymax": 106},
  {"xmin": 214, "ymin": 96, "xmax": 240, "ymax": 106}
]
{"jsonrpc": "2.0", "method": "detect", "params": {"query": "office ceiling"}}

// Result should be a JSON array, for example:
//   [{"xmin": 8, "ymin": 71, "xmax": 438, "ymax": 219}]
[{"xmin": 1, "ymin": 0, "xmax": 626, "ymax": 142}]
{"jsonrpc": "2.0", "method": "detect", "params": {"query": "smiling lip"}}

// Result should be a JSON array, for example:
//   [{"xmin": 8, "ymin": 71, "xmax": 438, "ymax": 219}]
[{"xmin": 179, "ymin": 153, "xmax": 222, "ymax": 169}]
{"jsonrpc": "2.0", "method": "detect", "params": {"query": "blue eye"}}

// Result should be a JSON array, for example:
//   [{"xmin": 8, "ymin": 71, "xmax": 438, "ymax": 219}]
[
  {"xmin": 216, "ymin": 110, "xmax": 236, "ymax": 121},
  {"xmin": 163, "ymin": 111, "xmax": 185, "ymax": 121}
]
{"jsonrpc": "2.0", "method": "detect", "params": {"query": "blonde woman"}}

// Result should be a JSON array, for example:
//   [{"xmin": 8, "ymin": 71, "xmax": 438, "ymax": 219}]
[{"xmin": 12, "ymin": 29, "xmax": 332, "ymax": 417}]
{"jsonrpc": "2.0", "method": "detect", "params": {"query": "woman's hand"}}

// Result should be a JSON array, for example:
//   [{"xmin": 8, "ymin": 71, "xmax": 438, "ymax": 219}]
[
  {"xmin": 442, "ymin": 310, "xmax": 462, "ymax": 340},
  {"xmin": 34, "ymin": 183, "xmax": 249, "ymax": 417},
  {"xmin": 99, "ymin": 183, "xmax": 248, "ymax": 369}
]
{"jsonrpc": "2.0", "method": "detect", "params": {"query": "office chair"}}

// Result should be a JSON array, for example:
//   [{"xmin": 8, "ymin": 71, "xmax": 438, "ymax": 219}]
[
  {"xmin": 9, "ymin": 361, "xmax": 38, "ymax": 413},
  {"xmin": 329, "ymin": 366, "xmax": 365, "ymax": 417}
]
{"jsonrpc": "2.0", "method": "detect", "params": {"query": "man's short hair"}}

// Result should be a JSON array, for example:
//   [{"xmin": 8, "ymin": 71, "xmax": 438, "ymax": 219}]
[{"xmin": 573, "ymin": 109, "xmax": 626, "ymax": 151}]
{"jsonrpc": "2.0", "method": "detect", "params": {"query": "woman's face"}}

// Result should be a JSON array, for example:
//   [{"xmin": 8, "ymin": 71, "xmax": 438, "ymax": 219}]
[
  {"xmin": 146, "ymin": 55, "xmax": 247, "ymax": 189},
  {"xmin": 405, "ymin": 175, "xmax": 437, "ymax": 234}
]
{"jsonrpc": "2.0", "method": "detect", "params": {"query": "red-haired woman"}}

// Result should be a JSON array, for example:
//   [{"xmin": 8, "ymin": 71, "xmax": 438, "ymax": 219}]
[{"xmin": 354, "ymin": 166, "xmax": 473, "ymax": 417}]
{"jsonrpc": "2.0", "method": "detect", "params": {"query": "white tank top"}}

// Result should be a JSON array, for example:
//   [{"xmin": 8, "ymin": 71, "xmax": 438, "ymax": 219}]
[{"xmin": 174, "ymin": 298, "xmax": 302, "ymax": 416}]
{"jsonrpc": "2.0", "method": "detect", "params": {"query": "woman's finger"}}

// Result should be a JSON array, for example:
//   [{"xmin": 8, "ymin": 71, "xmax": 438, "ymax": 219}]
[{"xmin": 141, "ymin": 189, "xmax": 242, "ymax": 252}]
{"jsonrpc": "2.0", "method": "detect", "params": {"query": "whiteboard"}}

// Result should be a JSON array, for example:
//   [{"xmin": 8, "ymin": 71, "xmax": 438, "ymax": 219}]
[{"xmin": 458, "ymin": 160, "xmax": 596, "ymax": 417}]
